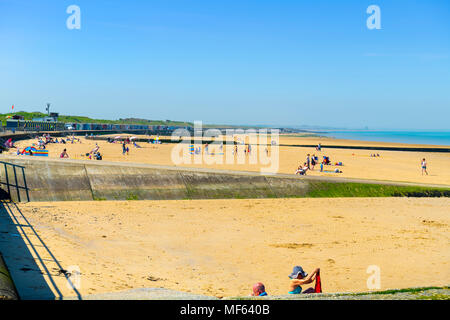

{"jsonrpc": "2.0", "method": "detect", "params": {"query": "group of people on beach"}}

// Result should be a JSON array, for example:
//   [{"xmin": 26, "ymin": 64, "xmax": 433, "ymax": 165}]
[
  {"xmin": 295, "ymin": 147, "xmax": 429, "ymax": 176},
  {"xmin": 295, "ymin": 153, "xmax": 343, "ymax": 175},
  {"xmin": 232, "ymin": 143, "xmax": 254, "ymax": 156},
  {"xmin": 88, "ymin": 143, "xmax": 102, "ymax": 160},
  {"xmin": 21, "ymin": 134, "xmax": 433, "ymax": 178},
  {"xmin": 38, "ymin": 134, "xmax": 81, "ymax": 147},
  {"xmin": 189, "ymin": 142, "xmax": 262, "ymax": 157},
  {"xmin": 251, "ymin": 266, "xmax": 321, "ymax": 297}
]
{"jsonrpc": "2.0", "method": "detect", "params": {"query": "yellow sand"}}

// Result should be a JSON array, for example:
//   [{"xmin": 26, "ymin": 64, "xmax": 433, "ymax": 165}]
[
  {"xmin": 16, "ymin": 198, "xmax": 450, "ymax": 298},
  {"xmin": 13, "ymin": 135, "xmax": 450, "ymax": 186}
]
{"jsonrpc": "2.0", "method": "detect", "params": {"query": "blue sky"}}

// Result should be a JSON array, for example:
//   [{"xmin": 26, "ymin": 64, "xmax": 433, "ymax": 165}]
[{"xmin": 1, "ymin": 0, "xmax": 449, "ymax": 130}]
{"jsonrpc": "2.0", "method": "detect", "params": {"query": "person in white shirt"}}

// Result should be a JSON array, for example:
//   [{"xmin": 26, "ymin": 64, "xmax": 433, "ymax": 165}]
[{"xmin": 421, "ymin": 158, "xmax": 428, "ymax": 175}]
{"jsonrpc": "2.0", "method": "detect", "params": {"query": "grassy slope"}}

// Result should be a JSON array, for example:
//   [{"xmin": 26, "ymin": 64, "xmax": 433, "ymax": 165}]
[
  {"xmin": 305, "ymin": 182, "xmax": 450, "ymax": 198},
  {"xmin": 0, "ymin": 112, "xmax": 193, "ymax": 127}
]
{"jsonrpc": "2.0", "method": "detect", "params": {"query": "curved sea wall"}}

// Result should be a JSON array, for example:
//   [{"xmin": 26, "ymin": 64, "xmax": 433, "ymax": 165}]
[{"xmin": 0, "ymin": 157, "xmax": 448, "ymax": 202}]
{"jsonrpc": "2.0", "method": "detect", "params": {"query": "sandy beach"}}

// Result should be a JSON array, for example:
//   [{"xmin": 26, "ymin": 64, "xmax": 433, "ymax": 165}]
[
  {"xmin": 4, "ymin": 133, "xmax": 448, "ymax": 299},
  {"xmin": 13, "ymin": 135, "xmax": 450, "ymax": 186},
  {"xmin": 7, "ymin": 197, "xmax": 448, "ymax": 298}
]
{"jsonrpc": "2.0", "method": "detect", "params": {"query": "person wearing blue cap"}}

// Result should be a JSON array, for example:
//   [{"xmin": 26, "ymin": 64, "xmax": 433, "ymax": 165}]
[{"xmin": 288, "ymin": 266, "xmax": 320, "ymax": 294}]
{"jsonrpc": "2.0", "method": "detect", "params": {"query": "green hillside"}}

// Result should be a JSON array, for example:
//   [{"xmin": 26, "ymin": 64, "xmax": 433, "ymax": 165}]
[{"xmin": 0, "ymin": 111, "xmax": 193, "ymax": 127}]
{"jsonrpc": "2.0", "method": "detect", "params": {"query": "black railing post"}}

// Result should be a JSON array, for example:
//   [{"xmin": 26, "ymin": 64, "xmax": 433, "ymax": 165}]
[
  {"xmin": 22, "ymin": 167, "xmax": 30, "ymax": 202},
  {"xmin": 12, "ymin": 165, "xmax": 21, "ymax": 202},
  {"xmin": 4, "ymin": 163, "xmax": 10, "ymax": 196}
]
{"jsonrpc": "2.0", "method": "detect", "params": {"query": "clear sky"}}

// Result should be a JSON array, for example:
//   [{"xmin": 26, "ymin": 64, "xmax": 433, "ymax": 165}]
[{"xmin": 1, "ymin": 0, "xmax": 449, "ymax": 130}]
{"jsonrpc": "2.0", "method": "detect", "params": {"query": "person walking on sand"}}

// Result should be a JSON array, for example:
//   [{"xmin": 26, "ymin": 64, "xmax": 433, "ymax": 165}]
[
  {"xmin": 306, "ymin": 154, "xmax": 311, "ymax": 169},
  {"xmin": 421, "ymin": 158, "xmax": 428, "ymax": 175}
]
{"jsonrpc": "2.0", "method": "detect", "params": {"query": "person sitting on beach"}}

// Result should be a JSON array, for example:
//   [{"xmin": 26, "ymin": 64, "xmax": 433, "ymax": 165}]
[
  {"xmin": 60, "ymin": 149, "xmax": 69, "ymax": 158},
  {"xmin": 251, "ymin": 282, "xmax": 268, "ymax": 297},
  {"xmin": 288, "ymin": 266, "xmax": 320, "ymax": 294},
  {"xmin": 295, "ymin": 163, "xmax": 309, "ymax": 175}
]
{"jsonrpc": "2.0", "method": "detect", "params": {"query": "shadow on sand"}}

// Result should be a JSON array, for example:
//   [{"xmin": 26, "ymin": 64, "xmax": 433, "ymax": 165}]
[{"xmin": 0, "ymin": 200, "xmax": 82, "ymax": 300}]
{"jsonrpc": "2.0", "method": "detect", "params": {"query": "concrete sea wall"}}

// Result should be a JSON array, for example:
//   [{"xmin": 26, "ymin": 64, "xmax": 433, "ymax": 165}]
[
  {"xmin": 0, "ymin": 157, "xmax": 312, "ymax": 202},
  {"xmin": 0, "ymin": 156, "xmax": 448, "ymax": 202}
]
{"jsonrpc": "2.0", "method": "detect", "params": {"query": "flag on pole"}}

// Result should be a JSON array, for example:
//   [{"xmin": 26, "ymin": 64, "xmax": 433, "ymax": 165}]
[{"xmin": 12, "ymin": 104, "xmax": 14, "ymax": 110}]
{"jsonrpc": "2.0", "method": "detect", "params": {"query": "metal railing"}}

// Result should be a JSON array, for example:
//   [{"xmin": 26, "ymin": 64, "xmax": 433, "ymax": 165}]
[{"xmin": 0, "ymin": 161, "xmax": 30, "ymax": 202}]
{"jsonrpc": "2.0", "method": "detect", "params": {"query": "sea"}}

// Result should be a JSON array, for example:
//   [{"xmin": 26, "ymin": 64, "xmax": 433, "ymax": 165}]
[{"xmin": 319, "ymin": 130, "xmax": 450, "ymax": 146}]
